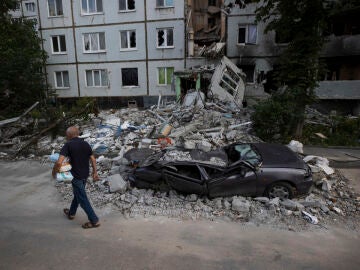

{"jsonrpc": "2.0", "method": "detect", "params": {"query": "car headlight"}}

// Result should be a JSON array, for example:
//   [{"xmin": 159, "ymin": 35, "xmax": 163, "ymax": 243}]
[{"xmin": 304, "ymin": 165, "xmax": 312, "ymax": 177}]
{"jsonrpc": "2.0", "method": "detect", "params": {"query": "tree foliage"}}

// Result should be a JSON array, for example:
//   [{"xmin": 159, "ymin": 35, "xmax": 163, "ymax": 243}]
[
  {"xmin": 0, "ymin": 0, "xmax": 47, "ymax": 118},
  {"xmin": 251, "ymin": 0, "xmax": 329, "ymax": 140}
]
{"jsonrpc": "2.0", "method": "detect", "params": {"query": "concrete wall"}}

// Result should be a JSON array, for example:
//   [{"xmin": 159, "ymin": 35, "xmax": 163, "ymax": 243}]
[
  {"xmin": 38, "ymin": 0, "xmax": 72, "ymax": 28},
  {"xmin": 37, "ymin": 0, "xmax": 185, "ymax": 98},
  {"xmin": 148, "ymin": 59, "xmax": 185, "ymax": 95},
  {"xmin": 146, "ymin": 1, "xmax": 183, "ymax": 21},
  {"xmin": 315, "ymin": 80, "xmax": 360, "ymax": 100},
  {"xmin": 42, "ymin": 28, "xmax": 76, "ymax": 64},
  {"xmin": 322, "ymin": 34, "xmax": 360, "ymax": 57},
  {"xmin": 72, "ymin": 0, "xmax": 145, "ymax": 25},
  {"xmin": 78, "ymin": 62, "xmax": 148, "ymax": 97},
  {"xmin": 74, "ymin": 24, "xmax": 147, "ymax": 62},
  {"xmin": 147, "ymin": 20, "xmax": 185, "ymax": 60},
  {"xmin": 47, "ymin": 64, "xmax": 79, "ymax": 98}
]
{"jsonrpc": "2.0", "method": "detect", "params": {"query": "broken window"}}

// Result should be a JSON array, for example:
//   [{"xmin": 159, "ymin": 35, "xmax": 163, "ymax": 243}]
[
  {"xmin": 86, "ymin": 69, "xmax": 108, "ymax": 87},
  {"xmin": 25, "ymin": 2, "xmax": 35, "ymax": 12},
  {"xmin": 48, "ymin": 0, "xmax": 63, "ymax": 16},
  {"xmin": 122, "ymin": 68, "xmax": 138, "ymax": 87},
  {"xmin": 157, "ymin": 28, "xmax": 174, "ymax": 48},
  {"xmin": 51, "ymin": 35, "xmax": 66, "ymax": 53},
  {"xmin": 55, "ymin": 71, "xmax": 69, "ymax": 88},
  {"xmin": 15, "ymin": 1, "xmax": 21, "ymax": 10},
  {"xmin": 156, "ymin": 0, "xmax": 174, "ymax": 8},
  {"xmin": 238, "ymin": 65, "xmax": 255, "ymax": 83},
  {"xmin": 208, "ymin": 17, "xmax": 216, "ymax": 28},
  {"xmin": 238, "ymin": 25, "xmax": 257, "ymax": 44},
  {"xmin": 83, "ymin": 32, "xmax": 106, "ymax": 52},
  {"xmin": 81, "ymin": 0, "xmax": 103, "ymax": 14},
  {"xmin": 119, "ymin": 0, "xmax": 135, "ymax": 11},
  {"xmin": 120, "ymin": 30, "xmax": 136, "ymax": 50},
  {"xmin": 208, "ymin": 0, "xmax": 217, "ymax": 6},
  {"xmin": 158, "ymin": 67, "xmax": 174, "ymax": 85}
]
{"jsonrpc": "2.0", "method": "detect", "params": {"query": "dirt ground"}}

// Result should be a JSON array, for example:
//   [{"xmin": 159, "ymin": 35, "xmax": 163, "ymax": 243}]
[{"xmin": 1, "ymin": 160, "xmax": 360, "ymax": 270}]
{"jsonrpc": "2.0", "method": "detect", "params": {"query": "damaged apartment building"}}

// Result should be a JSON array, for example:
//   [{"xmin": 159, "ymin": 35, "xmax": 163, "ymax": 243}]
[
  {"xmin": 185, "ymin": 0, "xmax": 360, "ymax": 115},
  {"xmin": 10, "ymin": 1, "xmax": 360, "ymax": 114}
]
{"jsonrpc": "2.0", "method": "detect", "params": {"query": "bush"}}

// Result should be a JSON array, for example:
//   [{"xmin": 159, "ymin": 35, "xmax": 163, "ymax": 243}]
[
  {"xmin": 302, "ymin": 116, "xmax": 360, "ymax": 146},
  {"xmin": 251, "ymin": 95, "xmax": 298, "ymax": 143}
]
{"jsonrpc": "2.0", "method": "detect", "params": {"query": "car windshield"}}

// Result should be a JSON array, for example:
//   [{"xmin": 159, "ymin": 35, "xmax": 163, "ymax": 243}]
[{"xmin": 227, "ymin": 144, "xmax": 262, "ymax": 166}]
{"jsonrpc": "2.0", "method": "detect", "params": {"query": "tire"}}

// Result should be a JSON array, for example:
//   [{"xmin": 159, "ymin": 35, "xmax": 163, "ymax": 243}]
[{"xmin": 265, "ymin": 182, "xmax": 294, "ymax": 199}]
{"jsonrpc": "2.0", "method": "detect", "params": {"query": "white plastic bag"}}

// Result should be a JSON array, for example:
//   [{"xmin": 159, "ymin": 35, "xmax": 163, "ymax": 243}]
[{"xmin": 56, "ymin": 171, "xmax": 73, "ymax": 182}]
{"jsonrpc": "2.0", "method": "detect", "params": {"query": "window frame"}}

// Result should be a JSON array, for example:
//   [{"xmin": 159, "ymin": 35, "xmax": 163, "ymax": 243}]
[
  {"xmin": 156, "ymin": 28, "xmax": 174, "ymax": 49},
  {"xmin": 121, "ymin": 68, "xmax": 139, "ymax": 87},
  {"xmin": 81, "ymin": 0, "xmax": 103, "ymax": 15},
  {"xmin": 47, "ymin": 0, "xmax": 64, "ymax": 17},
  {"xmin": 119, "ymin": 30, "xmax": 137, "ymax": 51},
  {"xmin": 118, "ymin": 0, "xmax": 136, "ymax": 12},
  {"xmin": 82, "ymin": 32, "xmax": 106, "ymax": 53},
  {"xmin": 237, "ymin": 24, "xmax": 257, "ymax": 45},
  {"xmin": 157, "ymin": 67, "xmax": 174, "ymax": 86},
  {"xmin": 25, "ymin": 2, "xmax": 36, "ymax": 12},
  {"xmin": 219, "ymin": 67, "xmax": 243, "ymax": 96},
  {"xmin": 51, "ymin": 35, "xmax": 67, "ymax": 54},
  {"xmin": 156, "ymin": 0, "xmax": 174, "ymax": 8},
  {"xmin": 54, "ymin": 71, "xmax": 70, "ymax": 89},
  {"xmin": 85, "ymin": 69, "xmax": 108, "ymax": 87}
]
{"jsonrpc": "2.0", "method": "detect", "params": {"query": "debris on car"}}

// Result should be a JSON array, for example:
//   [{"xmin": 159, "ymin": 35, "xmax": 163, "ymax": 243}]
[{"xmin": 127, "ymin": 143, "xmax": 313, "ymax": 199}]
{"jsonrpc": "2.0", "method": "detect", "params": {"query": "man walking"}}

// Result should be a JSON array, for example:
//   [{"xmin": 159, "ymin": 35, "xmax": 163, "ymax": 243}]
[{"xmin": 52, "ymin": 126, "xmax": 100, "ymax": 229}]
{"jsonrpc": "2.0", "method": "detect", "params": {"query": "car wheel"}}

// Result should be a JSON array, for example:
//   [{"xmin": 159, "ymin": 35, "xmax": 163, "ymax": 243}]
[{"xmin": 266, "ymin": 182, "xmax": 294, "ymax": 199}]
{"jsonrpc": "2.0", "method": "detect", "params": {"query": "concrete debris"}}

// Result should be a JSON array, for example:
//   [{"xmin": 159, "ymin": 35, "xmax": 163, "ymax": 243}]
[
  {"xmin": 107, "ymin": 174, "xmax": 127, "ymax": 194},
  {"xmin": 269, "ymin": 197, "xmax": 280, "ymax": 207},
  {"xmin": 231, "ymin": 197, "xmax": 250, "ymax": 213},
  {"xmin": 287, "ymin": 140, "xmax": 304, "ymax": 154},
  {"xmin": 303, "ymin": 155, "xmax": 335, "ymax": 175},
  {"xmin": 322, "ymin": 179, "xmax": 332, "ymax": 192},
  {"xmin": 280, "ymin": 199, "xmax": 305, "ymax": 211},
  {"xmin": 254, "ymin": 197, "xmax": 270, "ymax": 203},
  {"xmin": 210, "ymin": 56, "xmax": 246, "ymax": 108},
  {"xmin": 1, "ymin": 95, "xmax": 358, "ymax": 231}
]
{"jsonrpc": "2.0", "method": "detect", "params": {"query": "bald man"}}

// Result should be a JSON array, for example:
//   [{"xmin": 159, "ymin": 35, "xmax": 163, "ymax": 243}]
[{"xmin": 52, "ymin": 126, "xmax": 100, "ymax": 229}]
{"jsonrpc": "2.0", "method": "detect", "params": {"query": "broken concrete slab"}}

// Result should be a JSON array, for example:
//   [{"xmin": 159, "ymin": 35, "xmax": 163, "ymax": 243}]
[
  {"xmin": 280, "ymin": 199, "xmax": 305, "ymax": 211},
  {"xmin": 322, "ymin": 179, "xmax": 332, "ymax": 192},
  {"xmin": 210, "ymin": 56, "xmax": 246, "ymax": 108},
  {"xmin": 254, "ymin": 197, "xmax": 270, "ymax": 204},
  {"xmin": 303, "ymin": 155, "xmax": 334, "ymax": 175},
  {"xmin": 108, "ymin": 174, "xmax": 127, "ymax": 193},
  {"xmin": 231, "ymin": 197, "xmax": 250, "ymax": 213}
]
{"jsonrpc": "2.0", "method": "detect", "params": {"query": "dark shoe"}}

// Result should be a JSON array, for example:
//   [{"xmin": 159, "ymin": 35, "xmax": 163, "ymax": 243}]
[
  {"xmin": 63, "ymin": 208, "xmax": 75, "ymax": 220},
  {"xmin": 82, "ymin": 221, "xmax": 100, "ymax": 229}
]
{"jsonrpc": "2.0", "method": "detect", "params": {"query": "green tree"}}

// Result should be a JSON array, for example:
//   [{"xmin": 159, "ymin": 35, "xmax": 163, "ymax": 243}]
[
  {"xmin": 252, "ymin": 0, "xmax": 328, "ymax": 139},
  {"xmin": 0, "ymin": 0, "xmax": 47, "ymax": 118}
]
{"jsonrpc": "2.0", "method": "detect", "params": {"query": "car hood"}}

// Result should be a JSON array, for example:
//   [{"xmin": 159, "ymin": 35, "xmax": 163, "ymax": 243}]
[{"xmin": 253, "ymin": 143, "xmax": 306, "ymax": 169}]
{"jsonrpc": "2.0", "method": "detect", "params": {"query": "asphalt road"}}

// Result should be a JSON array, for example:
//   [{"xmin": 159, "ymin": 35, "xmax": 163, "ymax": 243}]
[{"xmin": 0, "ymin": 160, "xmax": 359, "ymax": 270}]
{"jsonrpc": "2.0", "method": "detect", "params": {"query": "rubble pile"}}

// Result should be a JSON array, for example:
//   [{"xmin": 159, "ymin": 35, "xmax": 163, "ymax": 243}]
[
  {"xmin": 1, "ymin": 100, "xmax": 359, "ymax": 231},
  {"xmin": 53, "ymin": 167, "xmax": 359, "ymax": 231},
  {"xmin": 52, "ymin": 120, "xmax": 360, "ymax": 231}
]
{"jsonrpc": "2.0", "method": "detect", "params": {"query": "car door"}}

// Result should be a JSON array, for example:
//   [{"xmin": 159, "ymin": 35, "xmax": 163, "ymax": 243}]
[
  {"xmin": 163, "ymin": 163, "xmax": 207, "ymax": 195},
  {"xmin": 207, "ymin": 164, "xmax": 257, "ymax": 198}
]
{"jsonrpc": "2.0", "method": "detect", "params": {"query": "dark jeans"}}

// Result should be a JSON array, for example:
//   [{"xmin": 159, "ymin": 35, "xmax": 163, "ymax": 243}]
[{"xmin": 69, "ymin": 178, "xmax": 99, "ymax": 224}]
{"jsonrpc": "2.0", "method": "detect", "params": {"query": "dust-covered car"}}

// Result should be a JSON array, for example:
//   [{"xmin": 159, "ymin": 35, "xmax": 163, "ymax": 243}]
[{"xmin": 126, "ymin": 143, "xmax": 313, "ymax": 199}]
